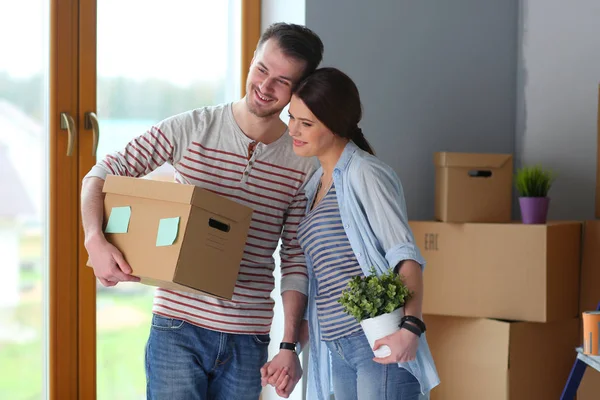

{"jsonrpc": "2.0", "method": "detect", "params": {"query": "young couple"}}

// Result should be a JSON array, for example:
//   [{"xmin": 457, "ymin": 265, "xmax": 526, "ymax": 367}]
[{"xmin": 82, "ymin": 22, "xmax": 439, "ymax": 400}]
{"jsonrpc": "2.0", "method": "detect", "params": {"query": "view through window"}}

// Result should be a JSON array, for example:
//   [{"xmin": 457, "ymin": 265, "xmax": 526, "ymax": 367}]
[
  {"xmin": 0, "ymin": 0, "xmax": 49, "ymax": 398},
  {"xmin": 95, "ymin": 1, "xmax": 241, "ymax": 399}
]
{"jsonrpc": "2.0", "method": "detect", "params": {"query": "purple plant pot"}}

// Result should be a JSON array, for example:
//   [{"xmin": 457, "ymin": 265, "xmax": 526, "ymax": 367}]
[{"xmin": 519, "ymin": 197, "xmax": 550, "ymax": 224}]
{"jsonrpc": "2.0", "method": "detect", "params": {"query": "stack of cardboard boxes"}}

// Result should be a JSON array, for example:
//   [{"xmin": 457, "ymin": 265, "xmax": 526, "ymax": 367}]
[
  {"xmin": 410, "ymin": 153, "xmax": 582, "ymax": 399},
  {"xmin": 577, "ymin": 85, "xmax": 600, "ymax": 399}
]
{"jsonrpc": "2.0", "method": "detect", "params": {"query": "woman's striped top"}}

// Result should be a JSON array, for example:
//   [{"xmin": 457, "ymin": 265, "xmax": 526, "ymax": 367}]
[{"xmin": 297, "ymin": 184, "xmax": 363, "ymax": 341}]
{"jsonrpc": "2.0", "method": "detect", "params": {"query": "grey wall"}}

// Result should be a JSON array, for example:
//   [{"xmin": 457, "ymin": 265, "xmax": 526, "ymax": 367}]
[
  {"xmin": 306, "ymin": 0, "xmax": 519, "ymax": 220},
  {"xmin": 516, "ymin": 0, "xmax": 600, "ymax": 221}
]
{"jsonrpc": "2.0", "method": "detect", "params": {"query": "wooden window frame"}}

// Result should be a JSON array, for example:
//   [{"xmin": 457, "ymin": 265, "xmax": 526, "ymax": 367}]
[
  {"xmin": 241, "ymin": 0, "xmax": 261, "ymax": 97},
  {"xmin": 49, "ymin": 0, "xmax": 80, "ymax": 398},
  {"xmin": 49, "ymin": 1, "xmax": 261, "ymax": 399}
]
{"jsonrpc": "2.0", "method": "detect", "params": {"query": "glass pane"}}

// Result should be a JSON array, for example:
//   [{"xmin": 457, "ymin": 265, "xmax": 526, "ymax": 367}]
[
  {"xmin": 96, "ymin": 1, "xmax": 240, "ymax": 399},
  {"xmin": 0, "ymin": 0, "xmax": 49, "ymax": 399}
]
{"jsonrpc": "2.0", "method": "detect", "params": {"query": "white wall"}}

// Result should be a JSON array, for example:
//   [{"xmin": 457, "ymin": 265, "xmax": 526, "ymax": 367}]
[
  {"xmin": 516, "ymin": 0, "xmax": 600, "ymax": 220},
  {"xmin": 260, "ymin": 5, "xmax": 307, "ymax": 400},
  {"xmin": 261, "ymin": 0, "xmax": 305, "ymax": 32}
]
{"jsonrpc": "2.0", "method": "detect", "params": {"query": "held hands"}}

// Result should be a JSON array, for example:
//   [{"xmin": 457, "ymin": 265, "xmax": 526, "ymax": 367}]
[
  {"xmin": 372, "ymin": 326, "xmax": 420, "ymax": 364},
  {"xmin": 260, "ymin": 350, "xmax": 302, "ymax": 398},
  {"xmin": 85, "ymin": 234, "xmax": 140, "ymax": 287}
]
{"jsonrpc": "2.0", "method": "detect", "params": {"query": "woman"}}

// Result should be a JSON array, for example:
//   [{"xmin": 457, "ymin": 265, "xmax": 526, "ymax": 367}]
[{"xmin": 282, "ymin": 67, "xmax": 439, "ymax": 399}]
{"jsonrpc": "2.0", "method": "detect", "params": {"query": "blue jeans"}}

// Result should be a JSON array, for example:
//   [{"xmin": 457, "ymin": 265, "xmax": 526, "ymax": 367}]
[
  {"xmin": 145, "ymin": 314, "xmax": 270, "ymax": 400},
  {"xmin": 325, "ymin": 331, "xmax": 421, "ymax": 400}
]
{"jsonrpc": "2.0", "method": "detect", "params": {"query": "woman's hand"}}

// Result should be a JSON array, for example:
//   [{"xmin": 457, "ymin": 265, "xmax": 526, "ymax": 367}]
[{"xmin": 371, "ymin": 327, "xmax": 419, "ymax": 364}]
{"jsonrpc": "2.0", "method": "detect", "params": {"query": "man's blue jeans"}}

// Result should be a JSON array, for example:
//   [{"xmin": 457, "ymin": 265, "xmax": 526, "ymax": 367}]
[
  {"xmin": 325, "ymin": 331, "xmax": 421, "ymax": 400},
  {"xmin": 145, "ymin": 314, "xmax": 270, "ymax": 400}
]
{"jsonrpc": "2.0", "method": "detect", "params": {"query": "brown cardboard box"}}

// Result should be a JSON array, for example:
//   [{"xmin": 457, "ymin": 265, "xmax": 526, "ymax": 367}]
[
  {"xmin": 434, "ymin": 152, "xmax": 513, "ymax": 223},
  {"xmin": 596, "ymin": 84, "xmax": 600, "ymax": 218},
  {"xmin": 425, "ymin": 315, "xmax": 579, "ymax": 400},
  {"xmin": 580, "ymin": 220, "xmax": 600, "ymax": 314},
  {"xmin": 579, "ymin": 367, "xmax": 600, "ymax": 400},
  {"xmin": 410, "ymin": 221, "xmax": 582, "ymax": 322},
  {"xmin": 98, "ymin": 175, "xmax": 253, "ymax": 299}
]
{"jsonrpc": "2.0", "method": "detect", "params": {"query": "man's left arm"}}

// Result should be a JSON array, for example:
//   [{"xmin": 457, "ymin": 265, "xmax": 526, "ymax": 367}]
[
  {"xmin": 281, "ymin": 290, "xmax": 307, "ymax": 344},
  {"xmin": 261, "ymin": 190, "xmax": 309, "ymax": 398},
  {"xmin": 260, "ymin": 291, "xmax": 307, "ymax": 398}
]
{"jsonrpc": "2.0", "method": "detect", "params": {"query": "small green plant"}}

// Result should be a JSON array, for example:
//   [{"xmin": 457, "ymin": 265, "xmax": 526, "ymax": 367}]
[
  {"xmin": 338, "ymin": 267, "xmax": 412, "ymax": 323},
  {"xmin": 515, "ymin": 165, "xmax": 555, "ymax": 198}
]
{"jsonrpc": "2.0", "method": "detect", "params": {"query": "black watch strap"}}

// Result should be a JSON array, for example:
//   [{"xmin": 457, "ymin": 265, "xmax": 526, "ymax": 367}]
[
  {"xmin": 280, "ymin": 342, "xmax": 297, "ymax": 353},
  {"xmin": 400, "ymin": 321, "xmax": 422, "ymax": 337},
  {"xmin": 401, "ymin": 315, "xmax": 426, "ymax": 333}
]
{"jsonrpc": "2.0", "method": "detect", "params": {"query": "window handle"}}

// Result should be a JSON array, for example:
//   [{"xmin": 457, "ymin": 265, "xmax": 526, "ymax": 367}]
[
  {"xmin": 85, "ymin": 112, "xmax": 100, "ymax": 158},
  {"xmin": 60, "ymin": 112, "xmax": 76, "ymax": 157}
]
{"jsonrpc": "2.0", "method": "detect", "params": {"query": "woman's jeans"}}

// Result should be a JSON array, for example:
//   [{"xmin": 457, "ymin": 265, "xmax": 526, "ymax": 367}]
[
  {"xmin": 145, "ymin": 314, "xmax": 270, "ymax": 400},
  {"xmin": 325, "ymin": 331, "xmax": 421, "ymax": 400}
]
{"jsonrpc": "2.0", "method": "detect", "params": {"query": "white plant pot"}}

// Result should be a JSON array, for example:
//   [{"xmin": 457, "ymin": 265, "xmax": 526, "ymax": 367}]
[{"xmin": 360, "ymin": 307, "xmax": 404, "ymax": 358}]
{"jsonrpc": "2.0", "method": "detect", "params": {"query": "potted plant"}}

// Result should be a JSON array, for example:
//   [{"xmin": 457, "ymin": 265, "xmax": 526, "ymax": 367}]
[
  {"xmin": 515, "ymin": 165, "xmax": 555, "ymax": 224},
  {"xmin": 338, "ymin": 267, "xmax": 412, "ymax": 358}
]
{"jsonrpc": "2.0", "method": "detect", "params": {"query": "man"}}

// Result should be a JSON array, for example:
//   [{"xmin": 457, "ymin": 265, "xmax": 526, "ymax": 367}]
[{"xmin": 81, "ymin": 22, "xmax": 323, "ymax": 400}]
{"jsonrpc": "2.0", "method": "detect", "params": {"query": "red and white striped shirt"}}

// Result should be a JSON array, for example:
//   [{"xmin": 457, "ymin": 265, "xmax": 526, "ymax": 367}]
[{"xmin": 86, "ymin": 103, "xmax": 316, "ymax": 334}]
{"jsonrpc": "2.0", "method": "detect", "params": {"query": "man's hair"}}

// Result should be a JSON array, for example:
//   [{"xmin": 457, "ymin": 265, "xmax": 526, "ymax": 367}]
[{"xmin": 257, "ymin": 22, "xmax": 324, "ymax": 81}]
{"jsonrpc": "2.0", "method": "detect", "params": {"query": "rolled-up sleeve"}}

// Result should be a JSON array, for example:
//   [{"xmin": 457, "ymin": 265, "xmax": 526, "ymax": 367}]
[
  {"xmin": 350, "ymin": 159, "xmax": 426, "ymax": 270},
  {"xmin": 278, "ymin": 190, "xmax": 309, "ymax": 295},
  {"xmin": 84, "ymin": 124, "xmax": 177, "ymax": 180}
]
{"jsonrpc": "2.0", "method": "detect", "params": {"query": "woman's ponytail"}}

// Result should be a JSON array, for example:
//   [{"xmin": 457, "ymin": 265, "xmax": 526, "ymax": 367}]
[{"xmin": 352, "ymin": 126, "xmax": 375, "ymax": 155}]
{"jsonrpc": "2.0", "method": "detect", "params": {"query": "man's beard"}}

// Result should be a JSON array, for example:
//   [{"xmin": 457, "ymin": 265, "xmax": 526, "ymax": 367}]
[{"xmin": 245, "ymin": 88, "xmax": 281, "ymax": 118}]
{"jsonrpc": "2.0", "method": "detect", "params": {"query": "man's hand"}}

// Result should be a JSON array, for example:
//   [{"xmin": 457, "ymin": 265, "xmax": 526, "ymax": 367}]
[
  {"xmin": 260, "ymin": 362, "xmax": 291, "ymax": 397},
  {"xmin": 372, "ymin": 327, "xmax": 419, "ymax": 364},
  {"xmin": 85, "ymin": 234, "xmax": 140, "ymax": 287},
  {"xmin": 260, "ymin": 350, "xmax": 302, "ymax": 398}
]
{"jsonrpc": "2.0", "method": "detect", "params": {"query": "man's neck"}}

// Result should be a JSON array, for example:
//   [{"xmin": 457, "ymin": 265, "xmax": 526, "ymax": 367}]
[{"xmin": 232, "ymin": 99, "xmax": 287, "ymax": 145}]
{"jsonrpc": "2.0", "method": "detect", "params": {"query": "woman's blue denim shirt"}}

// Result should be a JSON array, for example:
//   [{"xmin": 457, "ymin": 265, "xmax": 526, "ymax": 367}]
[{"xmin": 303, "ymin": 141, "xmax": 440, "ymax": 400}]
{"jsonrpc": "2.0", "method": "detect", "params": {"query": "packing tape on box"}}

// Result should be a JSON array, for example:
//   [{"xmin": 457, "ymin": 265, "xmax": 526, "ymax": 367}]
[{"xmin": 583, "ymin": 311, "xmax": 600, "ymax": 355}]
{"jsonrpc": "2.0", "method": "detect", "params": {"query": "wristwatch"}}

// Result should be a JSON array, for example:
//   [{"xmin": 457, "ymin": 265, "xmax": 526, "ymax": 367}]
[
  {"xmin": 402, "ymin": 315, "xmax": 426, "ymax": 332},
  {"xmin": 400, "ymin": 321, "xmax": 422, "ymax": 337},
  {"xmin": 280, "ymin": 342, "xmax": 299, "ymax": 354},
  {"xmin": 399, "ymin": 315, "xmax": 427, "ymax": 337}
]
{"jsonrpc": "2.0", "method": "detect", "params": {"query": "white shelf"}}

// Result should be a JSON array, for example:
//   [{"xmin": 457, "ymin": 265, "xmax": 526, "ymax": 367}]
[{"xmin": 576, "ymin": 347, "xmax": 600, "ymax": 372}]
